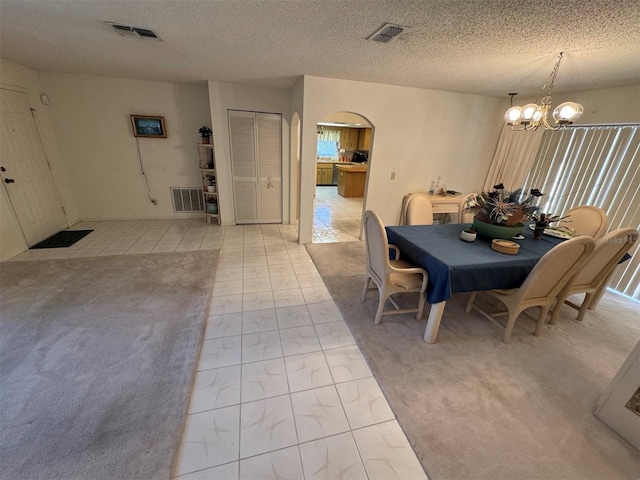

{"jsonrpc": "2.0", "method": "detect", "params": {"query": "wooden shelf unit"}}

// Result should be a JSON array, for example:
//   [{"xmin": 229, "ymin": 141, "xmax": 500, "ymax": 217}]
[{"xmin": 198, "ymin": 144, "xmax": 220, "ymax": 224}]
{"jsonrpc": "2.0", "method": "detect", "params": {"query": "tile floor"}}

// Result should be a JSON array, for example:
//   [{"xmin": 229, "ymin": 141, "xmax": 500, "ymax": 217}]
[
  {"xmin": 312, "ymin": 186, "xmax": 363, "ymax": 243},
  {"xmin": 8, "ymin": 219, "xmax": 427, "ymax": 480}
]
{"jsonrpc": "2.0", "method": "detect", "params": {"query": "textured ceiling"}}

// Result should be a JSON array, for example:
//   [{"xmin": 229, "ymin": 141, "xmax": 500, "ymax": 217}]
[{"xmin": 1, "ymin": 0, "xmax": 639, "ymax": 97}]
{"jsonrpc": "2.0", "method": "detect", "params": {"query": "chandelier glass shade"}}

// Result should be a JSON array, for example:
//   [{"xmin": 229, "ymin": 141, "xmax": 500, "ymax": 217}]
[{"xmin": 505, "ymin": 53, "xmax": 584, "ymax": 131}]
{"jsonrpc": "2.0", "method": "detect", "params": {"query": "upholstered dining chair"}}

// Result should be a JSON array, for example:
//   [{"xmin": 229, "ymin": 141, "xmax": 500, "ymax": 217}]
[
  {"xmin": 361, "ymin": 210, "xmax": 428, "ymax": 325},
  {"xmin": 403, "ymin": 193, "xmax": 434, "ymax": 225},
  {"xmin": 549, "ymin": 228, "xmax": 638, "ymax": 324},
  {"xmin": 458, "ymin": 193, "xmax": 477, "ymax": 224},
  {"xmin": 465, "ymin": 236, "xmax": 596, "ymax": 343},
  {"xmin": 559, "ymin": 205, "xmax": 608, "ymax": 239}
]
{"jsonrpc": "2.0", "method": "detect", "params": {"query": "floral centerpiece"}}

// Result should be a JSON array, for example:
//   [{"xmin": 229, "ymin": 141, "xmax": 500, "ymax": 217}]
[{"xmin": 465, "ymin": 184, "xmax": 544, "ymax": 239}]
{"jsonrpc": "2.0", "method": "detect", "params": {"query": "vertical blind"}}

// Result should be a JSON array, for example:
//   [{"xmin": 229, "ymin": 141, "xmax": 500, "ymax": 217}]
[{"xmin": 522, "ymin": 125, "xmax": 640, "ymax": 299}]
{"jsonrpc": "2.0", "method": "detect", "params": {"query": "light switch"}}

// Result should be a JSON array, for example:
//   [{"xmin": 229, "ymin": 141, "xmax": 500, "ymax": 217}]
[{"xmin": 390, "ymin": 172, "xmax": 396, "ymax": 180}]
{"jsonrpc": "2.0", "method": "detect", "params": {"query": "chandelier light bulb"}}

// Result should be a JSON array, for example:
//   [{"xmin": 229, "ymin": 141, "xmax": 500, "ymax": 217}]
[
  {"xmin": 521, "ymin": 104, "xmax": 540, "ymax": 123},
  {"xmin": 505, "ymin": 106, "xmax": 522, "ymax": 124},
  {"xmin": 553, "ymin": 101, "xmax": 584, "ymax": 124}
]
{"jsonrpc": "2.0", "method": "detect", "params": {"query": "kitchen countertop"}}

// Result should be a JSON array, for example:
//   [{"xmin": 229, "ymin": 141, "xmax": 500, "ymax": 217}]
[
  {"xmin": 336, "ymin": 164, "xmax": 367, "ymax": 173},
  {"xmin": 317, "ymin": 161, "xmax": 358, "ymax": 165}
]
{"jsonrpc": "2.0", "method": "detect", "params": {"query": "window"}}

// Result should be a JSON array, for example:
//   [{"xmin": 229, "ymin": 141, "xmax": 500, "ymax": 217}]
[
  {"xmin": 523, "ymin": 125, "xmax": 640, "ymax": 298},
  {"xmin": 317, "ymin": 140, "xmax": 339, "ymax": 159},
  {"xmin": 316, "ymin": 127, "xmax": 341, "ymax": 160}
]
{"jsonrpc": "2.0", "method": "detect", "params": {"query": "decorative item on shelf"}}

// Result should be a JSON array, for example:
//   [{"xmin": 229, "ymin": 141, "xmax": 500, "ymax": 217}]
[
  {"xmin": 460, "ymin": 226, "xmax": 477, "ymax": 242},
  {"xmin": 206, "ymin": 199, "xmax": 218, "ymax": 214},
  {"xmin": 504, "ymin": 52, "xmax": 584, "ymax": 131},
  {"xmin": 205, "ymin": 174, "xmax": 216, "ymax": 192},
  {"xmin": 465, "ymin": 184, "xmax": 544, "ymax": 239},
  {"xmin": 205, "ymin": 148, "xmax": 215, "ymax": 169},
  {"xmin": 198, "ymin": 125, "xmax": 212, "ymax": 144}
]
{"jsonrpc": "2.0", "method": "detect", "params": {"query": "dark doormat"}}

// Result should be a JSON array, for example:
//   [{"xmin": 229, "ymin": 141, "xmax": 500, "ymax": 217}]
[{"xmin": 30, "ymin": 230, "xmax": 93, "ymax": 249}]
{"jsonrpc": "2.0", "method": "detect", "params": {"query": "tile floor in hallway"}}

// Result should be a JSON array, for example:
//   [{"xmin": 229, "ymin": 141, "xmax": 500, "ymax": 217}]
[
  {"xmin": 313, "ymin": 186, "xmax": 363, "ymax": 243},
  {"xmin": 8, "ymin": 220, "xmax": 427, "ymax": 480}
]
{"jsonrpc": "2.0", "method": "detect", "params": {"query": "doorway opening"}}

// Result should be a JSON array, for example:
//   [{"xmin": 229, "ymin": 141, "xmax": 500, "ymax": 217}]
[{"xmin": 313, "ymin": 112, "xmax": 373, "ymax": 243}]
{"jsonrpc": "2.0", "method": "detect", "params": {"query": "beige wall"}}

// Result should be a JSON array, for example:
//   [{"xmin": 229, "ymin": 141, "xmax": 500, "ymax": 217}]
[
  {"xmin": 297, "ymin": 75, "xmax": 505, "ymax": 243},
  {"xmin": 207, "ymin": 80, "xmax": 292, "ymax": 226},
  {"xmin": 2, "ymin": 56, "xmax": 636, "ymax": 259},
  {"xmin": 38, "ymin": 72, "xmax": 211, "ymax": 220}
]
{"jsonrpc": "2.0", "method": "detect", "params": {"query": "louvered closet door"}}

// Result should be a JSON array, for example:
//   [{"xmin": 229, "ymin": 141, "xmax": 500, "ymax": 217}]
[
  {"xmin": 228, "ymin": 110, "xmax": 282, "ymax": 224},
  {"xmin": 256, "ymin": 113, "xmax": 282, "ymax": 223},
  {"xmin": 229, "ymin": 111, "xmax": 259, "ymax": 223}
]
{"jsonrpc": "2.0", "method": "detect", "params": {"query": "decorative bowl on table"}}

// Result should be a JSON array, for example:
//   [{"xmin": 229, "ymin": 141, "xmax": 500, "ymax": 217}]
[
  {"xmin": 491, "ymin": 239, "xmax": 520, "ymax": 255},
  {"xmin": 473, "ymin": 218, "xmax": 524, "ymax": 240}
]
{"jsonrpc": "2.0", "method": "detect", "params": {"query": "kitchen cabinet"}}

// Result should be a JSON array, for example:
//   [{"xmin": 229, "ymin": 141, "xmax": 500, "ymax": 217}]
[
  {"xmin": 337, "ymin": 164, "xmax": 367, "ymax": 198},
  {"xmin": 316, "ymin": 163, "xmax": 334, "ymax": 185},
  {"xmin": 358, "ymin": 128, "xmax": 372, "ymax": 150},
  {"xmin": 340, "ymin": 128, "xmax": 359, "ymax": 150}
]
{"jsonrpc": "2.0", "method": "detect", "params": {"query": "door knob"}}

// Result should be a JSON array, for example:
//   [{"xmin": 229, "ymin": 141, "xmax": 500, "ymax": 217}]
[
  {"xmin": 0, "ymin": 166, "xmax": 6, "ymax": 172},
  {"xmin": 4, "ymin": 178, "xmax": 15, "ymax": 184}
]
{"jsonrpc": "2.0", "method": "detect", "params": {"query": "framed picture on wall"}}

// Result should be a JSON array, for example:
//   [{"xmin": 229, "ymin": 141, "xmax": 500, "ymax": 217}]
[{"xmin": 130, "ymin": 115, "xmax": 167, "ymax": 138}]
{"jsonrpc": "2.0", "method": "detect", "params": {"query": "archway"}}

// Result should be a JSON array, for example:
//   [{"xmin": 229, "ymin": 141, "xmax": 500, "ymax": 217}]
[
  {"xmin": 312, "ymin": 111, "xmax": 373, "ymax": 243},
  {"xmin": 289, "ymin": 112, "xmax": 301, "ymax": 229}
]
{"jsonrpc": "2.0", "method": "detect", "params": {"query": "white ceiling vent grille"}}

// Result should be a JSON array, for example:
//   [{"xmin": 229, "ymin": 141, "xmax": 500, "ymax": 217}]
[
  {"xmin": 107, "ymin": 23, "xmax": 161, "ymax": 41},
  {"xmin": 367, "ymin": 23, "xmax": 405, "ymax": 43}
]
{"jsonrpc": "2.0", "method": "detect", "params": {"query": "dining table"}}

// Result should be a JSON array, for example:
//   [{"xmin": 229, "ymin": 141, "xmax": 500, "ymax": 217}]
[{"xmin": 385, "ymin": 223, "xmax": 565, "ymax": 343}]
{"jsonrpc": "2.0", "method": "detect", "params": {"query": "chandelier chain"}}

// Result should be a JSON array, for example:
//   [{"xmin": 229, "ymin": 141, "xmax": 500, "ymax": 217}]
[{"xmin": 541, "ymin": 52, "xmax": 564, "ymax": 97}]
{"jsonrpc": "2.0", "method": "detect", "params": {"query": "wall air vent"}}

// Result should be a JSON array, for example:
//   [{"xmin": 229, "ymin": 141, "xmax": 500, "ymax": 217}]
[
  {"xmin": 171, "ymin": 188, "xmax": 204, "ymax": 213},
  {"xmin": 367, "ymin": 23, "xmax": 405, "ymax": 43},
  {"xmin": 107, "ymin": 22, "xmax": 162, "ymax": 41}
]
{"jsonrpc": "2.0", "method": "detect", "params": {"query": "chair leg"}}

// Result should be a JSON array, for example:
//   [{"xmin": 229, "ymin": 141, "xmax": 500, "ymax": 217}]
[
  {"xmin": 577, "ymin": 293, "xmax": 593, "ymax": 321},
  {"xmin": 416, "ymin": 291, "xmax": 426, "ymax": 320},
  {"xmin": 374, "ymin": 291, "xmax": 388, "ymax": 325},
  {"xmin": 361, "ymin": 276, "xmax": 371, "ymax": 301},
  {"xmin": 465, "ymin": 292, "xmax": 477, "ymax": 313},
  {"xmin": 535, "ymin": 306, "xmax": 550, "ymax": 336},
  {"xmin": 503, "ymin": 308, "xmax": 520, "ymax": 343},
  {"xmin": 549, "ymin": 293, "xmax": 568, "ymax": 325}
]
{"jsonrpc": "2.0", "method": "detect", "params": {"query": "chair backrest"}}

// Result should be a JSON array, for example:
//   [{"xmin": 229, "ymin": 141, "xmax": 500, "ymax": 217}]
[
  {"xmin": 566, "ymin": 228, "xmax": 638, "ymax": 290},
  {"xmin": 516, "ymin": 236, "xmax": 596, "ymax": 301},
  {"xmin": 561, "ymin": 205, "xmax": 608, "ymax": 239},
  {"xmin": 404, "ymin": 193, "xmax": 433, "ymax": 225},
  {"xmin": 459, "ymin": 193, "xmax": 476, "ymax": 224},
  {"xmin": 363, "ymin": 210, "xmax": 390, "ymax": 284}
]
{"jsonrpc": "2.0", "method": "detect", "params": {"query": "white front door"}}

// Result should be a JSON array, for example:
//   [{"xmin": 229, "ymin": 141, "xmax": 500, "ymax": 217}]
[{"xmin": 0, "ymin": 87, "xmax": 67, "ymax": 245}]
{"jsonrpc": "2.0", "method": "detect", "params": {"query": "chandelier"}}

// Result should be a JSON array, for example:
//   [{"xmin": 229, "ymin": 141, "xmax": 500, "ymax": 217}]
[{"xmin": 505, "ymin": 52, "xmax": 584, "ymax": 131}]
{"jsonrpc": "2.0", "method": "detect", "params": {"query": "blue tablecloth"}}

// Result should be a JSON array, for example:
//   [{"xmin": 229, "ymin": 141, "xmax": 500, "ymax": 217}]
[{"xmin": 386, "ymin": 224, "xmax": 564, "ymax": 304}]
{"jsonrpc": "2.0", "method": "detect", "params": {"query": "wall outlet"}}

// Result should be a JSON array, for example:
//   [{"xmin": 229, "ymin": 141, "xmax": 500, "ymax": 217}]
[{"xmin": 390, "ymin": 172, "xmax": 396, "ymax": 180}]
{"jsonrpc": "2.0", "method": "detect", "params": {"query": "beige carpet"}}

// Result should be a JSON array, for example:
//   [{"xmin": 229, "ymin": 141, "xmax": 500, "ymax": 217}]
[
  {"xmin": 307, "ymin": 241, "xmax": 640, "ymax": 480},
  {"xmin": 0, "ymin": 251, "xmax": 217, "ymax": 480}
]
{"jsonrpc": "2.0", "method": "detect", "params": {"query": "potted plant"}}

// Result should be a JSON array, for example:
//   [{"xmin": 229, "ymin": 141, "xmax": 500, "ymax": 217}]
[
  {"xmin": 460, "ymin": 225, "xmax": 477, "ymax": 242},
  {"xmin": 531, "ymin": 212, "xmax": 565, "ymax": 239},
  {"xmin": 198, "ymin": 125, "xmax": 212, "ymax": 144},
  {"xmin": 205, "ymin": 174, "xmax": 216, "ymax": 192},
  {"xmin": 465, "ymin": 184, "xmax": 544, "ymax": 239}
]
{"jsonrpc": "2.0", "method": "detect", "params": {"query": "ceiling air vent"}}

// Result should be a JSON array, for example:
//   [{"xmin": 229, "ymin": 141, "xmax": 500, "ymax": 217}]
[
  {"xmin": 108, "ymin": 23, "xmax": 161, "ymax": 41},
  {"xmin": 367, "ymin": 23, "xmax": 405, "ymax": 43}
]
